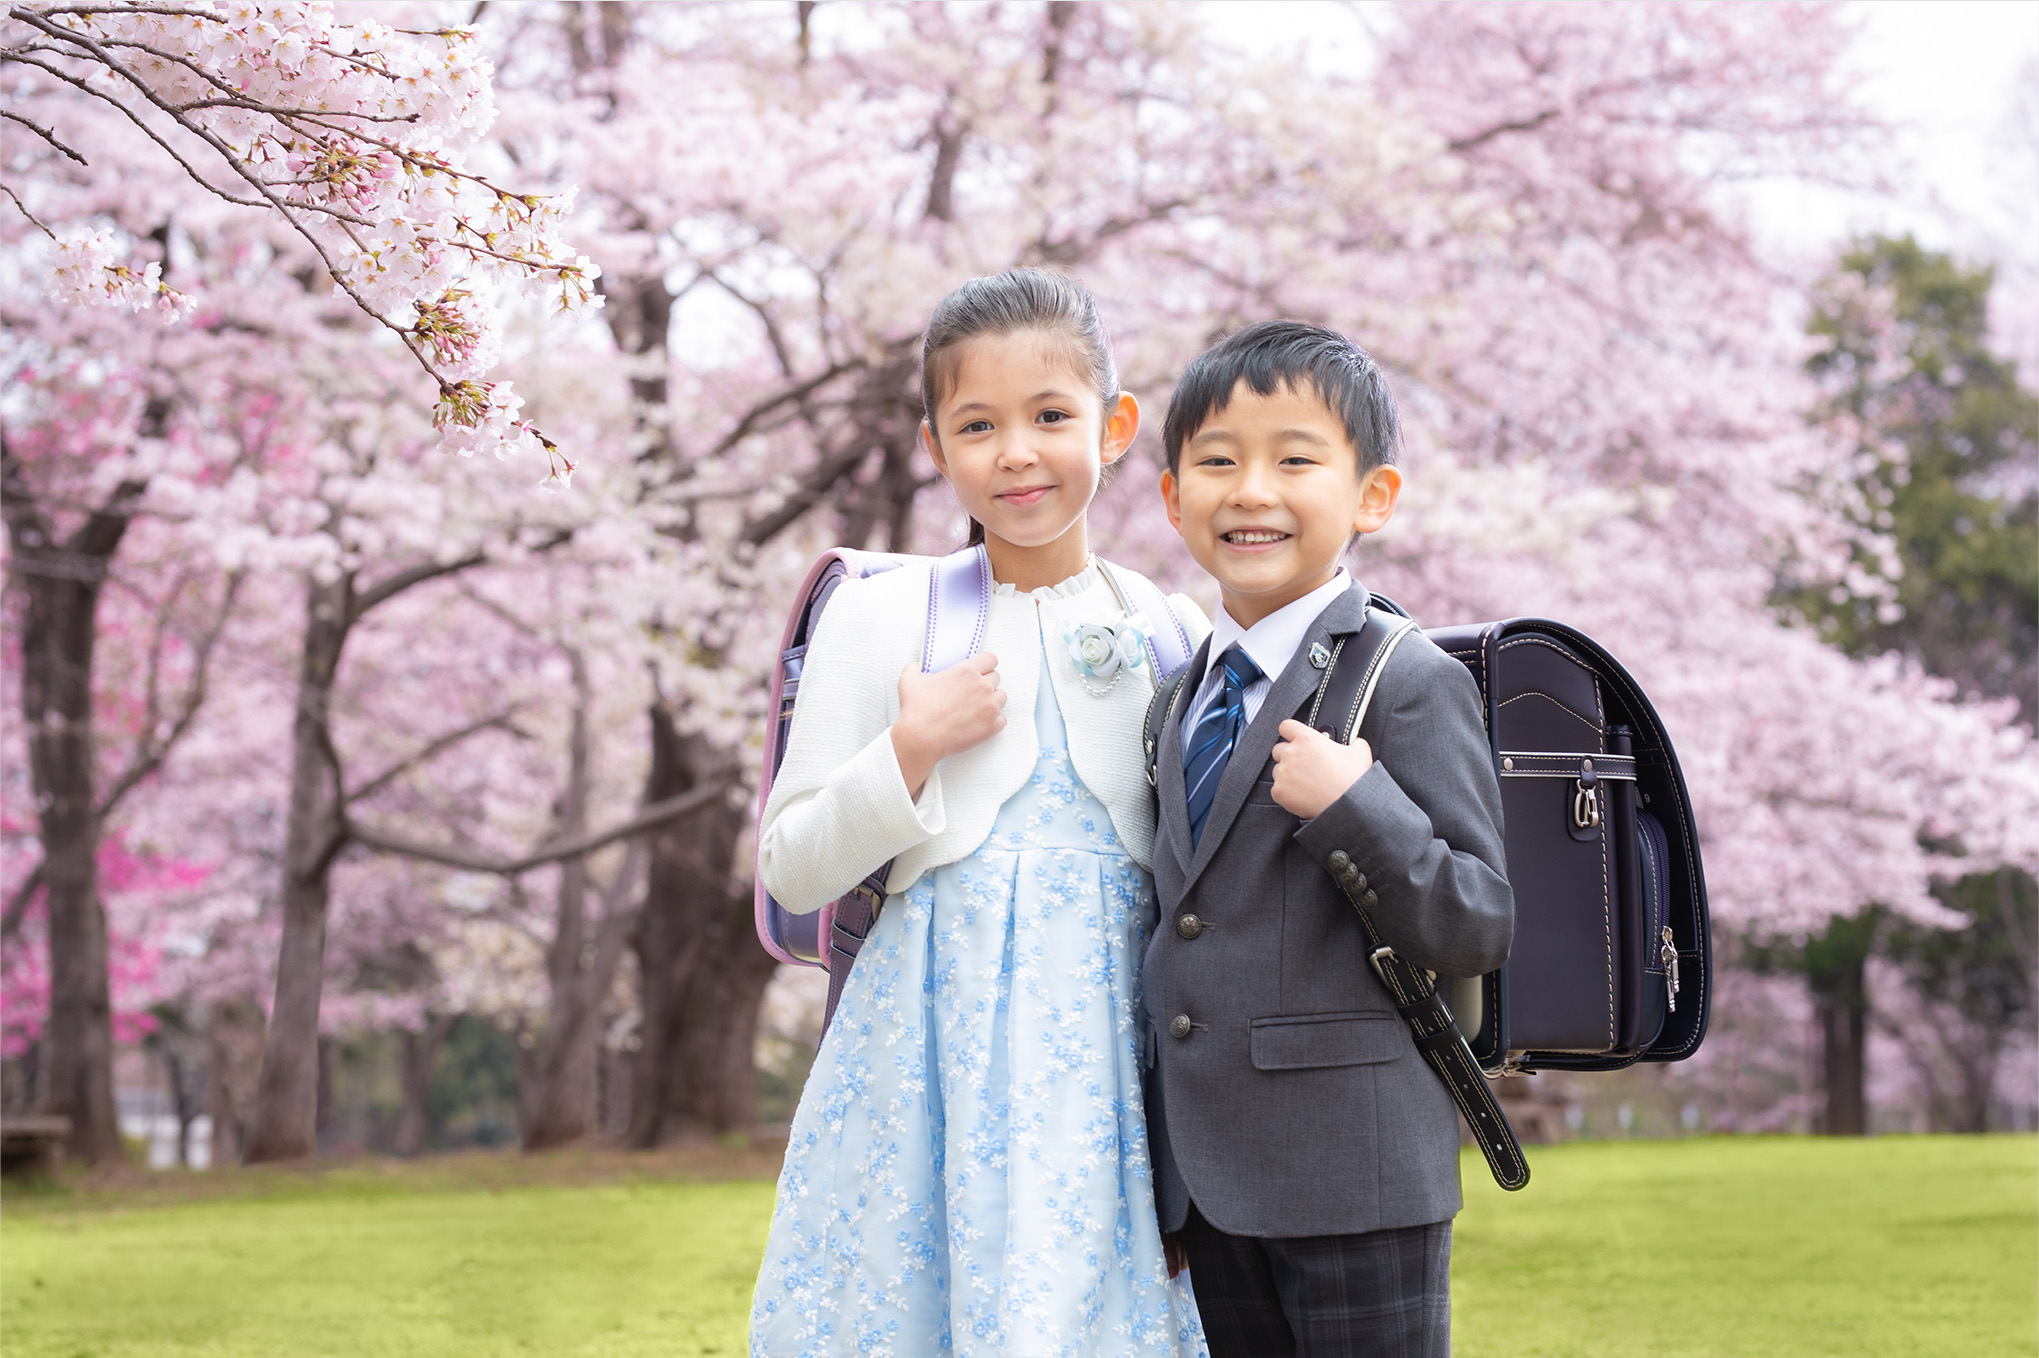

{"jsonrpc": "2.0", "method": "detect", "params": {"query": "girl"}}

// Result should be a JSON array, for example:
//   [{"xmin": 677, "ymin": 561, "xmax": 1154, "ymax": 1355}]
[{"xmin": 749, "ymin": 270, "xmax": 1211, "ymax": 1358}]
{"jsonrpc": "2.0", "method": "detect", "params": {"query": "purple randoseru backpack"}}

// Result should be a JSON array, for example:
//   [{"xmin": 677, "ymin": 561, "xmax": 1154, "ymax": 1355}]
[{"xmin": 754, "ymin": 544, "xmax": 1195, "ymax": 1031}]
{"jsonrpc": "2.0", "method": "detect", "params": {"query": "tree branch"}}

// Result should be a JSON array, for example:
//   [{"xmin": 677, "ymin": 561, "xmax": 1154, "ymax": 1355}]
[
  {"xmin": 96, "ymin": 571, "xmax": 243, "ymax": 823},
  {"xmin": 345, "ymin": 708, "xmax": 523, "ymax": 807},
  {"xmin": 0, "ymin": 105, "xmax": 87, "ymax": 163},
  {"xmin": 0, "ymin": 866, "xmax": 43, "ymax": 942},
  {"xmin": 351, "ymin": 551, "xmax": 486, "ymax": 621},
  {"xmin": 351, "ymin": 782, "xmax": 729, "ymax": 876}
]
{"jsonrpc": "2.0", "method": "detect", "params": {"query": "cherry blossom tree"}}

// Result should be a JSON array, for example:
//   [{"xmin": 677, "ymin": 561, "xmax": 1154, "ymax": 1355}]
[
  {"xmin": 8, "ymin": 0, "xmax": 2035, "ymax": 1163},
  {"xmin": 5, "ymin": 0, "xmax": 599, "ymax": 469}
]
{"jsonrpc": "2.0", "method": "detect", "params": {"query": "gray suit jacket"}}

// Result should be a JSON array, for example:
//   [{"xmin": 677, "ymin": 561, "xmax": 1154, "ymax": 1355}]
[{"xmin": 1142, "ymin": 582, "xmax": 1513, "ymax": 1237}]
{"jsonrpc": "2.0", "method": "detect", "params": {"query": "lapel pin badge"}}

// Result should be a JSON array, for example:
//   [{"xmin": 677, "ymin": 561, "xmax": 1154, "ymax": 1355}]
[{"xmin": 1308, "ymin": 642, "xmax": 1332, "ymax": 669}]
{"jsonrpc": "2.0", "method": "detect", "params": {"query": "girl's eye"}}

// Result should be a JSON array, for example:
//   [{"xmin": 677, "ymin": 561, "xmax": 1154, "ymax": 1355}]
[
  {"xmin": 960, "ymin": 419, "xmax": 993, "ymax": 435},
  {"xmin": 1037, "ymin": 409, "xmax": 1070, "ymax": 425}
]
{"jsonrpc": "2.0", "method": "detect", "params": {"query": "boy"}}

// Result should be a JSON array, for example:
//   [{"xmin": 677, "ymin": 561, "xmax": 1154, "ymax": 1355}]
[{"xmin": 1144, "ymin": 321, "xmax": 1513, "ymax": 1357}]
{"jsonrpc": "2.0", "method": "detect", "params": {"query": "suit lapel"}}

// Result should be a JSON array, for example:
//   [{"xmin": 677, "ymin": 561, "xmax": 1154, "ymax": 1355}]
[
  {"xmin": 1158, "ymin": 634, "xmax": 1211, "ymax": 875},
  {"xmin": 1181, "ymin": 584, "xmax": 1373, "ymax": 893}
]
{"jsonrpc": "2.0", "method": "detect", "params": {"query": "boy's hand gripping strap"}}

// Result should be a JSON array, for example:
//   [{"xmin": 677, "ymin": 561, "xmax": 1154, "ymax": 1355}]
[{"xmin": 1309, "ymin": 605, "xmax": 1531, "ymax": 1193}]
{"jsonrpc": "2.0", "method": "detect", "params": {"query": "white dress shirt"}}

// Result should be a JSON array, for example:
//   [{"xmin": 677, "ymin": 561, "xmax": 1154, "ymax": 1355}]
[{"xmin": 1180, "ymin": 570, "xmax": 1353, "ymax": 759}]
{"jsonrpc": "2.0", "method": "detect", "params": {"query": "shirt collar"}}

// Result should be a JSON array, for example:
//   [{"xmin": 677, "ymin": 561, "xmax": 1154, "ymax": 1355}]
[{"xmin": 1207, "ymin": 569, "xmax": 1352, "ymax": 685}]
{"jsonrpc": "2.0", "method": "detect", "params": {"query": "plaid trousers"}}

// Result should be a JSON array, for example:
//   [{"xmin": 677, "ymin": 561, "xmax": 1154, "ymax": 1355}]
[{"xmin": 1177, "ymin": 1203, "xmax": 1452, "ymax": 1358}]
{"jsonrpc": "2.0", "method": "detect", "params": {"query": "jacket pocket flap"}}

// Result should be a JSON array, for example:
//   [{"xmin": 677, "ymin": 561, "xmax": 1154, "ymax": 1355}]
[{"xmin": 1249, "ymin": 1012, "xmax": 1401, "ymax": 1070}]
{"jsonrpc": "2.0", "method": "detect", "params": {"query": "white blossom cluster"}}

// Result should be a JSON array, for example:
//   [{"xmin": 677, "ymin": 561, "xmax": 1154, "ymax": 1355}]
[
  {"xmin": 27, "ymin": 1, "xmax": 600, "ymax": 470},
  {"xmin": 49, "ymin": 226, "xmax": 193, "ymax": 316}
]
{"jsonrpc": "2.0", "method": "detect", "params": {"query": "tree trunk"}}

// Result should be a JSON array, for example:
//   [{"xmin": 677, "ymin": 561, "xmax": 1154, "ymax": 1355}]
[
  {"xmin": 1814, "ymin": 980, "xmax": 1868, "ymax": 1135},
  {"xmin": 315, "ymin": 1034, "xmax": 337, "ymax": 1149},
  {"xmin": 664, "ymin": 886, "xmax": 780, "ymax": 1138},
  {"xmin": 628, "ymin": 706, "xmax": 753, "ymax": 1145},
  {"xmin": 206, "ymin": 1003, "xmax": 254, "ymax": 1168},
  {"xmin": 244, "ymin": 575, "xmax": 353, "ymax": 1163},
  {"xmin": 1, "ymin": 440, "xmax": 148, "ymax": 1166},
  {"xmin": 158, "ymin": 1029, "xmax": 202, "ymax": 1168},
  {"xmin": 521, "ymin": 666, "xmax": 600, "ymax": 1150},
  {"xmin": 1802, "ymin": 912, "xmax": 1875, "ymax": 1136},
  {"xmin": 396, "ymin": 1014, "xmax": 452, "ymax": 1157},
  {"xmin": 519, "ymin": 658, "xmax": 642, "ymax": 1151}
]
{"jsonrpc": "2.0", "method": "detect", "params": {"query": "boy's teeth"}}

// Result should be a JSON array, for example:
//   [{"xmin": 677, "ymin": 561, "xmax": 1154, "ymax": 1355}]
[{"xmin": 1225, "ymin": 530, "xmax": 1288, "ymax": 544}]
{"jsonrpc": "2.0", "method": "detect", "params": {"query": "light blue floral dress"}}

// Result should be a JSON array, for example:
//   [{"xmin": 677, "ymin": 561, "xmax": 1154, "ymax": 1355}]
[{"xmin": 750, "ymin": 634, "xmax": 1208, "ymax": 1358}]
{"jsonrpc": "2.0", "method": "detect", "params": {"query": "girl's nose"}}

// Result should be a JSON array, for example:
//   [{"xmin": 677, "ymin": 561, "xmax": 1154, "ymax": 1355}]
[{"xmin": 994, "ymin": 431, "xmax": 1040, "ymax": 469}]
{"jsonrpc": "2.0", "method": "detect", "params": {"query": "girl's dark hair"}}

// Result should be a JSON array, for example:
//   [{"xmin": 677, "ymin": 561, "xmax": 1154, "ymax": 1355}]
[{"xmin": 919, "ymin": 269, "xmax": 1120, "ymax": 547}]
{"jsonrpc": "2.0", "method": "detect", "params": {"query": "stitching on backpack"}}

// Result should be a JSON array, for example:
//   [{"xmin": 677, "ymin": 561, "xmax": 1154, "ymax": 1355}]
[
  {"xmin": 1475, "ymin": 626, "xmax": 1495, "ymax": 713},
  {"xmin": 1607, "ymin": 665, "xmax": 1705, "ymax": 1059},
  {"xmin": 1600, "ymin": 814, "xmax": 1615, "ymax": 1049},
  {"xmin": 1496, "ymin": 689, "xmax": 1603, "ymax": 732},
  {"xmin": 968, "ymin": 548, "xmax": 991, "ymax": 658}
]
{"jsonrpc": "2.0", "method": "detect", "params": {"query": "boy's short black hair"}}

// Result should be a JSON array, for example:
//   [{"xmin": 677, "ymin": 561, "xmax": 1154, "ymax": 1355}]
[{"xmin": 1162, "ymin": 320, "xmax": 1401, "ymax": 475}]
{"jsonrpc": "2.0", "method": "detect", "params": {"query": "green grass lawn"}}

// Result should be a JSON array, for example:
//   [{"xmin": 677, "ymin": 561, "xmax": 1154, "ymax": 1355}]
[{"xmin": 1, "ymin": 1136, "xmax": 2032, "ymax": 1357}]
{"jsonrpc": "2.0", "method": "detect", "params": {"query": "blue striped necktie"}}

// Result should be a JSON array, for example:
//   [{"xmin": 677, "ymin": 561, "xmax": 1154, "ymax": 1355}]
[{"xmin": 1185, "ymin": 646, "xmax": 1264, "ymax": 847}]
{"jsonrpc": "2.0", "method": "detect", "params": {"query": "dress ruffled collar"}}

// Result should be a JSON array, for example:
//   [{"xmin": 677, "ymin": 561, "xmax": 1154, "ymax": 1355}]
[{"xmin": 991, "ymin": 561, "xmax": 1100, "ymax": 602}]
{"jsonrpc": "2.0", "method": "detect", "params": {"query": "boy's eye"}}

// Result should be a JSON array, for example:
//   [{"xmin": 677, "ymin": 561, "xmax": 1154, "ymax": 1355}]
[
  {"xmin": 1195, "ymin": 455, "xmax": 1236, "ymax": 468},
  {"xmin": 1280, "ymin": 454, "xmax": 1319, "ymax": 466}
]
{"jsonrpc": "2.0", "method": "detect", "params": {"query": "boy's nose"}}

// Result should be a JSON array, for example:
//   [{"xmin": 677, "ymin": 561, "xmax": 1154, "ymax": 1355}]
[{"xmin": 1229, "ymin": 461, "xmax": 1280, "ymax": 506}]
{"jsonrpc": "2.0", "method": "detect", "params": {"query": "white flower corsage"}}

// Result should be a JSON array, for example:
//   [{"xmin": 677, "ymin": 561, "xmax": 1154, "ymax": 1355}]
[{"xmin": 1066, "ymin": 618, "xmax": 1149, "ymax": 695}]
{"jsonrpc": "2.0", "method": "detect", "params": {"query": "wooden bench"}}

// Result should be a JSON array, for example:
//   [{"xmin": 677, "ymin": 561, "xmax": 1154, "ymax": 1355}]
[{"xmin": 1, "ymin": 1115, "xmax": 72, "ymax": 1177}]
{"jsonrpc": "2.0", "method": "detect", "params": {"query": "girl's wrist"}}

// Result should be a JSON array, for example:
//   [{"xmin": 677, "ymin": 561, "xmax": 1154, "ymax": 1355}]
[{"xmin": 891, "ymin": 724, "xmax": 936, "ymax": 800}]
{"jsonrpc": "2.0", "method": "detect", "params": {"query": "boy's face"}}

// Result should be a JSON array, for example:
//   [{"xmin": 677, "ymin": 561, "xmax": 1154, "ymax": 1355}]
[{"xmin": 1161, "ymin": 379, "xmax": 1401, "ymax": 629}]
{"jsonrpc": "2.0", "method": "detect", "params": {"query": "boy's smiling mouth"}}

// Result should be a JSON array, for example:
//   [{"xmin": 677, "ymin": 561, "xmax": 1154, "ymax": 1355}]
[{"xmin": 1221, "ymin": 527, "xmax": 1292, "ymax": 547}]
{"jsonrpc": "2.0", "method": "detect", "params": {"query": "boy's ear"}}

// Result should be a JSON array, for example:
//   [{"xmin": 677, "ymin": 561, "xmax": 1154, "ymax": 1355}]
[
  {"xmin": 1352, "ymin": 464, "xmax": 1403, "ymax": 535},
  {"xmin": 919, "ymin": 420, "xmax": 949, "ymax": 478},
  {"xmin": 1101, "ymin": 392, "xmax": 1140, "ymax": 466},
  {"xmin": 1159, "ymin": 468, "xmax": 1184, "ymax": 534}
]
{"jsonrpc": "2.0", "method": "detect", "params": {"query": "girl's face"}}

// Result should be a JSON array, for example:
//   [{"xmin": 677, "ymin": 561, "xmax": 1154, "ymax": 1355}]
[{"xmin": 921, "ymin": 329, "xmax": 1138, "ymax": 579}]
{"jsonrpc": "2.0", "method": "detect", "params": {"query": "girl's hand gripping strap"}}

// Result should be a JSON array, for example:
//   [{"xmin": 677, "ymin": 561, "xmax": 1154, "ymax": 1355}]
[
  {"xmin": 1307, "ymin": 603, "xmax": 1532, "ymax": 1193},
  {"xmin": 823, "ymin": 545, "xmax": 993, "ymax": 1035}
]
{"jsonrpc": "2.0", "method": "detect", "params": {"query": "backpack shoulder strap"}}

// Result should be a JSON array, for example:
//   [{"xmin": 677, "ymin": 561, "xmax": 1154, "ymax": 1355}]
[
  {"xmin": 1300, "ymin": 594, "xmax": 1530, "ymax": 1193},
  {"xmin": 1143, "ymin": 660, "xmax": 1196, "ymax": 790},
  {"xmin": 922, "ymin": 544, "xmax": 993, "ymax": 673},
  {"xmin": 1096, "ymin": 560, "xmax": 1195, "ymax": 680},
  {"xmin": 1304, "ymin": 597, "xmax": 1420, "ymax": 743}
]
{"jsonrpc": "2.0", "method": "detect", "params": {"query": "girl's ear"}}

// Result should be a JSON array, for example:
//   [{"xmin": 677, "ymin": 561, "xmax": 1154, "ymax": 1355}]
[
  {"xmin": 919, "ymin": 420, "xmax": 950, "ymax": 478},
  {"xmin": 1352, "ymin": 464, "xmax": 1403, "ymax": 535},
  {"xmin": 1100, "ymin": 392, "xmax": 1141, "ymax": 467}
]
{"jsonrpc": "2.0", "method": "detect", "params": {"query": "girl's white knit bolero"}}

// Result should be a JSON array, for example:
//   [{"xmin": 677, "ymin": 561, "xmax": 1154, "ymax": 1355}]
[{"xmin": 757, "ymin": 559, "xmax": 1211, "ymax": 913}]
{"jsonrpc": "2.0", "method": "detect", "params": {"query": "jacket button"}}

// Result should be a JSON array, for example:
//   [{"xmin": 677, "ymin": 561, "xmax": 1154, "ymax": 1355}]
[
  {"xmin": 1328, "ymin": 850, "xmax": 1351, "ymax": 873},
  {"xmin": 1169, "ymin": 1014, "xmax": 1193, "ymax": 1039},
  {"xmin": 1176, "ymin": 913, "xmax": 1204, "ymax": 940},
  {"xmin": 1352, "ymin": 873, "xmax": 1368, "ymax": 891},
  {"xmin": 1363, "ymin": 889, "xmax": 1378, "ymax": 907}
]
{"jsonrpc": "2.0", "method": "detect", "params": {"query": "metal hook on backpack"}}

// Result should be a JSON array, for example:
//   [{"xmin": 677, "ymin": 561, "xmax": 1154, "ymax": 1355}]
[{"xmin": 1571, "ymin": 763, "xmax": 1602, "ymax": 832}]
